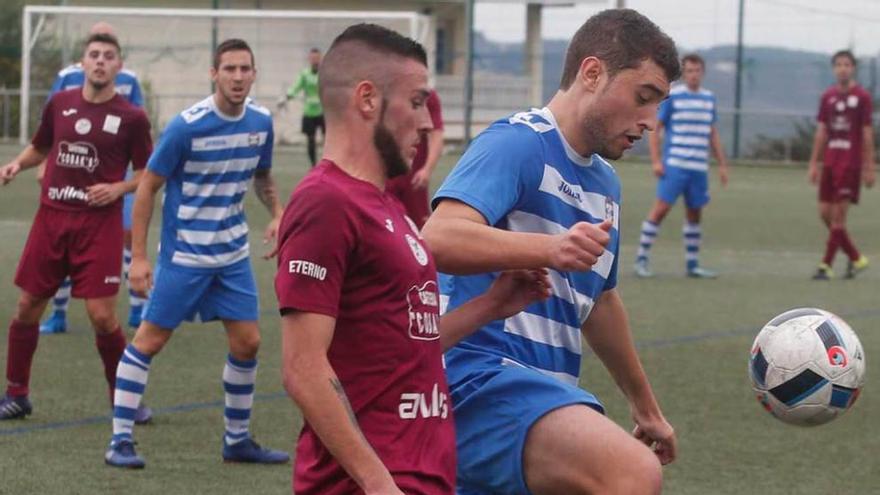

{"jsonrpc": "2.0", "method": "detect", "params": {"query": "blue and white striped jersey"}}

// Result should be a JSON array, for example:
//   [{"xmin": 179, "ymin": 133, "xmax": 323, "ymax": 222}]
[
  {"xmin": 434, "ymin": 107, "xmax": 621, "ymax": 386},
  {"xmin": 658, "ymin": 85, "xmax": 716, "ymax": 172},
  {"xmin": 148, "ymin": 95, "xmax": 273, "ymax": 271},
  {"xmin": 50, "ymin": 64, "xmax": 144, "ymax": 107}
]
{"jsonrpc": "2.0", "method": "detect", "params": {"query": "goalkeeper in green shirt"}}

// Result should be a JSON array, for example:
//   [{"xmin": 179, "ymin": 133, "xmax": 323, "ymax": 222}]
[{"xmin": 278, "ymin": 48, "xmax": 324, "ymax": 165}]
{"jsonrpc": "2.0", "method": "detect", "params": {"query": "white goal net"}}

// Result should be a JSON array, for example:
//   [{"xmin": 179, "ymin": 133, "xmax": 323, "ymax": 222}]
[{"xmin": 20, "ymin": 5, "xmax": 431, "ymax": 144}]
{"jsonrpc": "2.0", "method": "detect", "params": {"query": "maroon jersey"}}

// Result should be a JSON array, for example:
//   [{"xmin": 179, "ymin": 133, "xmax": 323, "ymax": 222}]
[
  {"xmin": 275, "ymin": 160, "xmax": 455, "ymax": 495},
  {"xmin": 817, "ymin": 84, "xmax": 873, "ymax": 170},
  {"xmin": 33, "ymin": 88, "xmax": 152, "ymax": 212}
]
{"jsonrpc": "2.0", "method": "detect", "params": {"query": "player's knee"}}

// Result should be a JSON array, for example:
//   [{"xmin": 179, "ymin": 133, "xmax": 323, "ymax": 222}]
[
  {"xmin": 619, "ymin": 447, "xmax": 663, "ymax": 495},
  {"xmin": 230, "ymin": 332, "xmax": 261, "ymax": 359},
  {"xmin": 89, "ymin": 311, "xmax": 119, "ymax": 334},
  {"xmin": 14, "ymin": 292, "xmax": 48, "ymax": 323}
]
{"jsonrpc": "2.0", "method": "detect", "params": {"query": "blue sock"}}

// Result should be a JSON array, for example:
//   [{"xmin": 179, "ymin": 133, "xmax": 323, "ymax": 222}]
[
  {"xmin": 637, "ymin": 220, "xmax": 659, "ymax": 262},
  {"xmin": 223, "ymin": 354, "xmax": 257, "ymax": 445},
  {"xmin": 112, "ymin": 344, "xmax": 152, "ymax": 444},
  {"xmin": 683, "ymin": 222, "xmax": 701, "ymax": 271},
  {"xmin": 51, "ymin": 278, "xmax": 72, "ymax": 316}
]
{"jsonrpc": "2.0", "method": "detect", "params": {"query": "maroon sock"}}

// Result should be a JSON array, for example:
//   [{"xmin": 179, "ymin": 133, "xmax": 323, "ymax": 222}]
[
  {"xmin": 6, "ymin": 320, "xmax": 40, "ymax": 397},
  {"xmin": 823, "ymin": 229, "xmax": 842, "ymax": 265},
  {"xmin": 95, "ymin": 327, "xmax": 127, "ymax": 403},
  {"xmin": 837, "ymin": 228, "xmax": 861, "ymax": 261}
]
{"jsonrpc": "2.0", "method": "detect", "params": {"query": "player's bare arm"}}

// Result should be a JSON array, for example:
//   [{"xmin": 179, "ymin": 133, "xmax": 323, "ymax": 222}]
[
  {"xmin": 86, "ymin": 169, "xmax": 144, "ymax": 207},
  {"xmin": 128, "ymin": 170, "xmax": 167, "ymax": 294},
  {"xmin": 423, "ymin": 199, "xmax": 611, "ymax": 275},
  {"xmin": 439, "ymin": 269, "xmax": 551, "ymax": 350},
  {"xmin": 807, "ymin": 122, "xmax": 828, "ymax": 184},
  {"xmin": 710, "ymin": 125, "xmax": 730, "ymax": 187},
  {"xmin": 253, "ymin": 168, "xmax": 284, "ymax": 259},
  {"xmin": 581, "ymin": 288, "xmax": 677, "ymax": 465},
  {"xmin": 648, "ymin": 122, "xmax": 665, "ymax": 178},
  {"xmin": 0, "ymin": 145, "xmax": 49, "ymax": 185},
  {"xmin": 862, "ymin": 125, "xmax": 876, "ymax": 188},
  {"xmin": 281, "ymin": 311, "xmax": 404, "ymax": 495}
]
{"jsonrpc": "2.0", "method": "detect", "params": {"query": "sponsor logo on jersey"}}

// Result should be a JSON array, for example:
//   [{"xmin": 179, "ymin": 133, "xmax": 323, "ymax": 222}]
[
  {"xmin": 288, "ymin": 259, "xmax": 327, "ymax": 281},
  {"xmin": 57, "ymin": 141, "xmax": 100, "ymax": 172},
  {"xmin": 398, "ymin": 382, "xmax": 449, "ymax": 420},
  {"xmin": 62, "ymin": 108, "xmax": 77, "ymax": 117},
  {"xmin": 102, "ymin": 114, "xmax": 121, "ymax": 135},
  {"xmin": 407, "ymin": 281, "xmax": 439, "ymax": 341},
  {"xmin": 557, "ymin": 181, "xmax": 582, "ymax": 202},
  {"xmin": 47, "ymin": 185, "xmax": 88, "ymax": 202},
  {"xmin": 104, "ymin": 276, "xmax": 121, "ymax": 285},
  {"xmin": 74, "ymin": 118, "xmax": 92, "ymax": 135},
  {"xmin": 405, "ymin": 234, "xmax": 429, "ymax": 266},
  {"xmin": 847, "ymin": 95, "xmax": 859, "ymax": 108}
]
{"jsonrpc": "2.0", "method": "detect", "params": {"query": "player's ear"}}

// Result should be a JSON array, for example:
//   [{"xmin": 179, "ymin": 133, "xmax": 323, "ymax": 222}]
[
  {"xmin": 210, "ymin": 66, "xmax": 218, "ymax": 84},
  {"xmin": 354, "ymin": 80, "xmax": 380, "ymax": 119},
  {"xmin": 578, "ymin": 56, "xmax": 603, "ymax": 93}
]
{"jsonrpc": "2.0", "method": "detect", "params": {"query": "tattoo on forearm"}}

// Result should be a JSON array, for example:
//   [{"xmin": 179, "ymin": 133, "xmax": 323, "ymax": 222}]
[{"xmin": 330, "ymin": 378, "xmax": 362, "ymax": 432}]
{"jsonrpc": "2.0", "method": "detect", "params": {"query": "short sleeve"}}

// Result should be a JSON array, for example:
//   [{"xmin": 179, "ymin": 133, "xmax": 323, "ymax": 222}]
[
  {"xmin": 274, "ymin": 183, "xmax": 357, "ymax": 317},
  {"xmin": 258, "ymin": 123, "xmax": 274, "ymax": 170},
  {"xmin": 657, "ymin": 98, "xmax": 672, "ymax": 126},
  {"xmin": 603, "ymin": 245, "xmax": 619, "ymax": 292},
  {"xmin": 129, "ymin": 78, "xmax": 145, "ymax": 108},
  {"xmin": 817, "ymin": 94, "xmax": 828, "ymax": 125},
  {"xmin": 147, "ymin": 117, "xmax": 186, "ymax": 177},
  {"xmin": 428, "ymin": 91, "xmax": 444, "ymax": 131},
  {"xmin": 711, "ymin": 95, "xmax": 718, "ymax": 124},
  {"xmin": 432, "ymin": 123, "xmax": 541, "ymax": 226},
  {"xmin": 31, "ymin": 97, "xmax": 55, "ymax": 151},
  {"xmin": 129, "ymin": 111, "xmax": 153, "ymax": 171},
  {"xmin": 861, "ymin": 93, "xmax": 873, "ymax": 127}
]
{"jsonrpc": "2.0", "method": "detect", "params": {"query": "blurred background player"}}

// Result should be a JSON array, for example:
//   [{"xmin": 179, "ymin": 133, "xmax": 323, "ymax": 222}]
[
  {"xmin": 807, "ymin": 50, "xmax": 875, "ymax": 280},
  {"xmin": 278, "ymin": 47, "xmax": 323, "ymax": 166},
  {"xmin": 39, "ymin": 21, "xmax": 148, "ymax": 335},
  {"xmin": 634, "ymin": 53, "xmax": 729, "ymax": 279},
  {"xmin": 274, "ymin": 24, "xmax": 550, "ymax": 494},
  {"xmin": 0, "ymin": 33, "xmax": 152, "ymax": 422},
  {"xmin": 386, "ymin": 88, "xmax": 444, "ymax": 228},
  {"xmin": 105, "ymin": 39, "xmax": 288, "ymax": 469},
  {"xmin": 423, "ymin": 9, "xmax": 678, "ymax": 495}
]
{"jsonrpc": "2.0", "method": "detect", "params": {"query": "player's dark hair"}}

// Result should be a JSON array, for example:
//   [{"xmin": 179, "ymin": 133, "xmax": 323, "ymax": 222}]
[
  {"xmin": 213, "ymin": 38, "xmax": 255, "ymax": 69},
  {"xmin": 326, "ymin": 23, "xmax": 426, "ymax": 67},
  {"xmin": 682, "ymin": 53, "xmax": 705, "ymax": 69},
  {"xmin": 831, "ymin": 50, "xmax": 856, "ymax": 67},
  {"xmin": 83, "ymin": 32, "xmax": 121, "ymax": 55},
  {"xmin": 309, "ymin": 47, "xmax": 321, "ymax": 54},
  {"xmin": 560, "ymin": 9, "xmax": 680, "ymax": 89}
]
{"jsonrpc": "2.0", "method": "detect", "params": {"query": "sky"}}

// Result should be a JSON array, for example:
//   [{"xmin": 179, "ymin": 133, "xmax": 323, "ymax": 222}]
[{"xmin": 475, "ymin": 0, "xmax": 880, "ymax": 56}]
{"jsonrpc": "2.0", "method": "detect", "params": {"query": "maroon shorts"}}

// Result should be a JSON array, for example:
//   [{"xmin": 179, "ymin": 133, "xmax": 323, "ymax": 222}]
[
  {"xmin": 15, "ymin": 206, "xmax": 123, "ymax": 299},
  {"xmin": 819, "ymin": 165, "xmax": 861, "ymax": 204},
  {"xmin": 386, "ymin": 175, "xmax": 431, "ymax": 229}
]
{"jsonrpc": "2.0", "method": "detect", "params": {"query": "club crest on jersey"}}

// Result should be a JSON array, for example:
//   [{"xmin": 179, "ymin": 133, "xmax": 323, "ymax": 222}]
[
  {"xmin": 74, "ymin": 118, "xmax": 92, "ymax": 135},
  {"xmin": 57, "ymin": 141, "xmax": 100, "ymax": 172},
  {"xmin": 248, "ymin": 132, "xmax": 260, "ymax": 147},
  {"xmin": 407, "ymin": 281, "xmax": 439, "ymax": 341},
  {"xmin": 605, "ymin": 196, "xmax": 615, "ymax": 224},
  {"xmin": 405, "ymin": 234, "xmax": 429, "ymax": 266}
]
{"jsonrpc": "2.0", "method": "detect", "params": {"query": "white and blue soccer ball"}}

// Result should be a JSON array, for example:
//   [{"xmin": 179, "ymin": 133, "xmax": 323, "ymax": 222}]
[{"xmin": 749, "ymin": 308, "xmax": 866, "ymax": 426}]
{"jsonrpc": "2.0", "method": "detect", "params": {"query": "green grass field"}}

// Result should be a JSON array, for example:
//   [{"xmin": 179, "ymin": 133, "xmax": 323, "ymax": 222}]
[{"xmin": 0, "ymin": 143, "xmax": 877, "ymax": 495}]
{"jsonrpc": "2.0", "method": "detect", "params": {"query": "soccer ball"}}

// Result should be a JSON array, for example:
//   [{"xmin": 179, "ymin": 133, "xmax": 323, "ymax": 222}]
[{"xmin": 749, "ymin": 308, "xmax": 866, "ymax": 426}]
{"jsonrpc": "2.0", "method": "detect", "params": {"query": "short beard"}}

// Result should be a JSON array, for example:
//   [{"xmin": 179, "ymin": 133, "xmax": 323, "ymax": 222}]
[
  {"xmin": 88, "ymin": 79, "xmax": 110, "ymax": 92},
  {"xmin": 372, "ymin": 98, "xmax": 410, "ymax": 179},
  {"xmin": 583, "ymin": 108, "xmax": 620, "ymax": 160}
]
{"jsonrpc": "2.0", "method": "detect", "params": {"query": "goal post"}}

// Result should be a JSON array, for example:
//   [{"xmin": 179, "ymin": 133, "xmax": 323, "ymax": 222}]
[{"xmin": 20, "ymin": 5, "xmax": 431, "ymax": 144}]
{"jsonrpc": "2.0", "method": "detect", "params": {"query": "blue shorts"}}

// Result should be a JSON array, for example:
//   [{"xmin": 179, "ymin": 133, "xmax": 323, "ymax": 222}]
[
  {"xmin": 656, "ymin": 166, "xmax": 710, "ymax": 210},
  {"xmin": 122, "ymin": 169, "xmax": 134, "ymax": 231},
  {"xmin": 450, "ymin": 362, "xmax": 604, "ymax": 495},
  {"xmin": 142, "ymin": 259, "xmax": 259, "ymax": 330}
]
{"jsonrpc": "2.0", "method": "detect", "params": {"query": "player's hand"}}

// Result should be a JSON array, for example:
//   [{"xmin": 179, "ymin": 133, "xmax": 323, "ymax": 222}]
[
  {"xmin": 129, "ymin": 257, "xmax": 153, "ymax": 295},
  {"xmin": 410, "ymin": 168, "xmax": 431, "ymax": 190},
  {"xmin": 807, "ymin": 162, "xmax": 819, "ymax": 185},
  {"xmin": 546, "ymin": 220, "xmax": 612, "ymax": 272},
  {"xmin": 484, "ymin": 269, "xmax": 552, "ymax": 320},
  {"xmin": 719, "ymin": 164, "xmax": 730, "ymax": 188},
  {"xmin": 86, "ymin": 182, "xmax": 124, "ymax": 207},
  {"xmin": 863, "ymin": 166, "xmax": 876, "ymax": 188},
  {"xmin": 632, "ymin": 412, "xmax": 677, "ymax": 466},
  {"xmin": 651, "ymin": 161, "xmax": 664, "ymax": 178},
  {"xmin": 0, "ymin": 161, "xmax": 21, "ymax": 185},
  {"xmin": 262, "ymin": 216, "xmax": 281, "ymax": 259}
]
